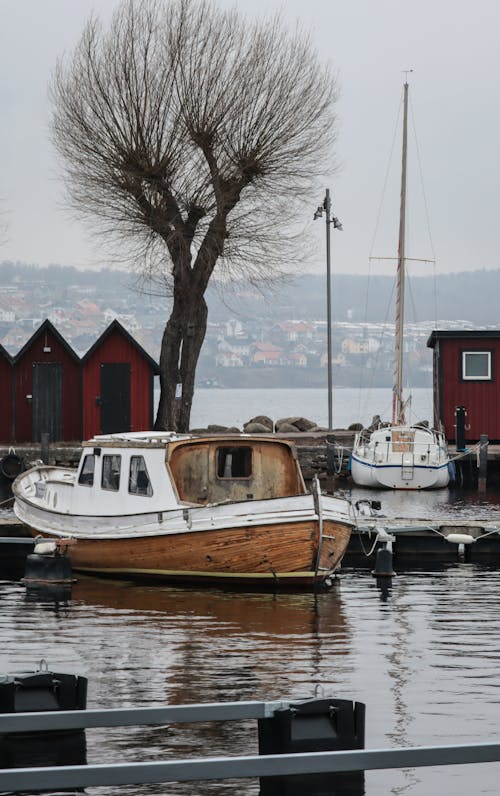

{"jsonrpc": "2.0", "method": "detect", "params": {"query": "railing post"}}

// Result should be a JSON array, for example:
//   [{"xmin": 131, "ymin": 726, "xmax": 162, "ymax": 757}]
[{"xmin": 258, "ymin": 698, "xmax": 365, "ymax": 795}]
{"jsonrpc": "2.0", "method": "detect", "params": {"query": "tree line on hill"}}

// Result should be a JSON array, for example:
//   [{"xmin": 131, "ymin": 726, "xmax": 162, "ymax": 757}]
[{"xmin": 0, "ymin": 261, "xmax": 497, "ymax": 327}]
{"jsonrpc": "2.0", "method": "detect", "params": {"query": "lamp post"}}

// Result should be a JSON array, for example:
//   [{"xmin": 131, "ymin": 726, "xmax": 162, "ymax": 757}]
[{"xmin": 313, "ymin": 189, "xmax": 342, "ymax": 431}]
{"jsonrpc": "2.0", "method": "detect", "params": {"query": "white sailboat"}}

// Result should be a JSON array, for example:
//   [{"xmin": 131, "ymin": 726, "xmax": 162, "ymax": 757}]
[{"xmin": 350, "ymin": 80, "xmax": 451, "ymax": 490}]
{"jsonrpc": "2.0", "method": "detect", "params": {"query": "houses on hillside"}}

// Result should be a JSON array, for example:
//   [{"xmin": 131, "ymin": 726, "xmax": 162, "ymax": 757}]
[
  {"xmin": 211, "ymin": 317, "xmax": 433, "ymax": 378},
  {"xmin": 0, "ymin": 275, "xmax": 464, "ymax": 387}
]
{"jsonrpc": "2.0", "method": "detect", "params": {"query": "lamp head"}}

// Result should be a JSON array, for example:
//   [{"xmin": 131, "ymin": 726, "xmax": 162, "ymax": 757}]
[{"xmin": 313, "ymin": 206, "xmax": 323, "ymax": 220}]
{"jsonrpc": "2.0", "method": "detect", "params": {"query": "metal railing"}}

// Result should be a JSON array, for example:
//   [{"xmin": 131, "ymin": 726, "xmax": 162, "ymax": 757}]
[
  {"xmin": 353, "ymin": 427, "xmax": 450, "ymax": 465},
  {"xmin": 1, "ymin": 700, "xmax": 499, "ymax": 791}
]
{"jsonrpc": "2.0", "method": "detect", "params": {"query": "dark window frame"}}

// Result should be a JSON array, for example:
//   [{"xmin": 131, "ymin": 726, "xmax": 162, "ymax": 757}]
[{"xmin": 216, "ymin": 447, "xmax": 253, "ymax": 479}]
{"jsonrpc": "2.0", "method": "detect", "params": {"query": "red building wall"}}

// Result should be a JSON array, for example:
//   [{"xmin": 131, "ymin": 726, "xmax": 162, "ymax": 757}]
[
  {"xmin": 0, "ymin": 351, "xmax": 13, "ymax": 442},
  {"xmin": 82, "ymin": 326, "xmax": 155, "ymax": 439},
  {"xmin": 433, "ymin": 336, "xmax": 500, "ymax": 442},
  {"xmin": 13, "ymin": 326, "xmax": 81, "ymax": 443}
]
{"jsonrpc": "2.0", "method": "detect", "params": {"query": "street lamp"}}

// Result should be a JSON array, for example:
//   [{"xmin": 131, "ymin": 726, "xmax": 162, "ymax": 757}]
[{"xmin": 313, "ymin": 188, "xmax": 342, "ymax": 431}]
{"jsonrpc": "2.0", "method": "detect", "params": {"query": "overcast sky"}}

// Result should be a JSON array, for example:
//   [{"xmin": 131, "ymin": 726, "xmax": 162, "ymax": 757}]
[{"xmin": 1, "ymin": 0, "xmax": 499, "ymax": 276}]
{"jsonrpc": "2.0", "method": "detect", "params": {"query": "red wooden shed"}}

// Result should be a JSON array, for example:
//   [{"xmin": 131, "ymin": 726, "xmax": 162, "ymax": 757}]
[
  {"xmin": 81, "ymin": 320, "xmax": 159, "ymax": 438},
  {"xmin": 428, "ymin": 330, "xmax": 500, "ymax": 443},
  {"xmin": 0, "ymin": 344, "xmax": 13, "ymax": 443},
  {"xmin": 13, "ymin": 320, "xmax": 81, "ymax": 443}
]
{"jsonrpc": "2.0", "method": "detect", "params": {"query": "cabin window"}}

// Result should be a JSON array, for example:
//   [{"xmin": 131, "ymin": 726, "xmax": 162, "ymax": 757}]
[
  {"xmin": 129, "ymin": 456, "xmax": 153, "ymax": 496},
  {"xmin": 101, "ymin": 454, "xmax": 121, "ymax": 491},
  {"xmin": 78, "ymin": 455, "xmax": 95, "ymax": 486},
  {"xmin": 462, "ymin": 351, "xmax": 492, "ymax": 380},
  {"xmin": 217, "ymin": 447, "xmax": 252, "ymax": 479}
]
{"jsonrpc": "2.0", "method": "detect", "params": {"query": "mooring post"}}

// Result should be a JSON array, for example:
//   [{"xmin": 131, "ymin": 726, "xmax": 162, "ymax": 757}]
[
  {"xmin": 325, "ymin": 435, "xmax": 335, "ymax": 495},
  {"xmin": 478, "ymin": 434, "xmax": 488, "ymax": 493},
  {"xmin": 455, "ymin": 406, "xmax": 467, "ymax": 452},
  {"xmin": 41, "ymin": 432, "xmax": 49, "ymax": 465}
]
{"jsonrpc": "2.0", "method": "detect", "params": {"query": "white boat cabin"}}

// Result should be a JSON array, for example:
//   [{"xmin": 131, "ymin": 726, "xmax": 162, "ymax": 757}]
[{"xmin": 42, "ymin": 432, "xmax": 308, "ymax": 516}]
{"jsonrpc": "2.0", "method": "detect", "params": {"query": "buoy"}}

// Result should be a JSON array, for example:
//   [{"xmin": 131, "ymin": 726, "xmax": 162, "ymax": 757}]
[
  {"xmin": 445, "ymin": 533, "xmax": 475, "ymax": 545},
  {"xmin": 372, "ymin": 546, "xmax": 395, "ymax": 577},
  {"xmin": 371, "ymin": 527, "xmax": 396, "ymax": 578},
  {"xmin": 22, "ymin": 538, "xmax": 76, "ymax": 584}
]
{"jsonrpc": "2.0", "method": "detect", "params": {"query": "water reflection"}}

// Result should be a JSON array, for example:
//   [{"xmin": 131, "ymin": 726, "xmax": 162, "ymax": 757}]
[
  {"xmin": 347, "ymin": 485, "xmax": 500, "ymax": 521},
  {"xmin": 24, "ymin": 582, "xmax": 73, "ymax": 609},
  {"xmin": 69, "ymin": 576, "xmax": 351, "ymax": 704},
  {"xmin": 67, "ymin": 578, "xmax": 352, "ymax": 796},
  {"xmin": 1, "ymin": 566, "xmax": 500, "ymax": 795}
]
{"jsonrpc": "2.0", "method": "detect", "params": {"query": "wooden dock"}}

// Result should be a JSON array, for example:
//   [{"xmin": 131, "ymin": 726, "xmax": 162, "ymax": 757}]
[{"xmin": 345, "ymin": 516, "xmax": 500, "ymax": 567}]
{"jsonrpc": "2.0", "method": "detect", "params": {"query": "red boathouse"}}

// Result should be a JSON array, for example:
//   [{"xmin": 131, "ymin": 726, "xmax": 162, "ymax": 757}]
[
  {"xmin": 81, "ymin": 320, "xmax": 159, "ymax": 438},
  {"xmin": 428, "ymin": 330, "xmax": 500, "ymax": 443},
  {"xmin": 13, "ymin": 320, "xmax": 81, "ymax": 443}
]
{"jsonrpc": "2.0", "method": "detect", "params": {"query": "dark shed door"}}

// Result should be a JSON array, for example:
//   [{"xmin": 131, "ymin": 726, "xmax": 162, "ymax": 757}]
[
  {"xmin": 100, "ymin": 363, "xmax": 131, "ymax": 434},
  {"xmin": 32, "ymin": 363, "xmax": 62, "ymax": 442}
]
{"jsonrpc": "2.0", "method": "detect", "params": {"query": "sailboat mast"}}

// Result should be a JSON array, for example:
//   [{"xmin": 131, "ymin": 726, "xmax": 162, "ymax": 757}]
[{"xmin": 392, "ymin": 80, "xmax": 409, "ymax": 425}]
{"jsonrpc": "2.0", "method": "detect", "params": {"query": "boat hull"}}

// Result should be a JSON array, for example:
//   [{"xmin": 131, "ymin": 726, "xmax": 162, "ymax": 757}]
[
  {"xmin": 12, "ymin": 433, "xmax": 354, "ymax": 589},
  {"xmin": 350, "ymin": 454, "xmax": 450, "ymax": 490},
  {"xmin": 14, "ymin": 497, "xmax": 353, "ymax": 589}
]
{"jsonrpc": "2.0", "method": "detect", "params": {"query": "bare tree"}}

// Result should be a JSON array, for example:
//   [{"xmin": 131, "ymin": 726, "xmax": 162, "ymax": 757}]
[{"xmin": 51, "ymin": 0, "xmax": 338, "ymax": 431}]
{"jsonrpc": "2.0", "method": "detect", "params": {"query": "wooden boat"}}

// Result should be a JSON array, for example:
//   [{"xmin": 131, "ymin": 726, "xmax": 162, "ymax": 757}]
[
  {"xmin": 350, "ymin": 79, "xmax": 451, "ymax": 490},
  {"xmin": 12, "ymin": 432, "xmax": 355, "ymax": 589}
]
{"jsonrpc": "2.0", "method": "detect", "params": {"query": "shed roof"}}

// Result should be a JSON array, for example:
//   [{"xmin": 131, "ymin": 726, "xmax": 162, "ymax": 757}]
[
  {"xmin": 13, "ymin": 319, "xmax": 79, "ymax": 363},
  {"xmin": 427, "ymin": 329, "xmax": 500, "ymax": 348},
  {"xmin": 0, "ymin": 343, "xmax": 12, "ymax": 363},
  {"xmin": 81, "ymin": 319, "xmax": 159, "ymax": 373}
]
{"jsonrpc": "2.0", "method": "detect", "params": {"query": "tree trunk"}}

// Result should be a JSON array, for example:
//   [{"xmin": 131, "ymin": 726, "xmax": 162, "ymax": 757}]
[{"xmin": 154, "ymin": 290, "xmax": 208, "ymax": 432}]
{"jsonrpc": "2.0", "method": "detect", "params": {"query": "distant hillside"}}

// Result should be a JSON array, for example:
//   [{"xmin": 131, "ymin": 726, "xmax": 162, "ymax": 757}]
[
  {"xmin": 206, "ymin": 270, "xmax": 500, "ymax": 326},
  {"xmin": 1, "ymin": 261, "xmax": 498, "ymax": 326}
]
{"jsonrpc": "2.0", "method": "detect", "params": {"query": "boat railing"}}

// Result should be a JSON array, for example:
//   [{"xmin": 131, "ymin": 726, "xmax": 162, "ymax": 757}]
[
  {"xmin": 0, "ymin": 700, "xmax": 499, "ymax": 791},
  {"xmin": 355, "ymin": 431, "xmax": 449, "ymax": 465}
]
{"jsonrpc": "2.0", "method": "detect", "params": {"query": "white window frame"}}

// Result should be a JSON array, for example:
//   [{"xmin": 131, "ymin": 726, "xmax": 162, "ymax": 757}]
[{"xmin": 462, "ymin": 351, "xmax": 492, "ymax": 381}]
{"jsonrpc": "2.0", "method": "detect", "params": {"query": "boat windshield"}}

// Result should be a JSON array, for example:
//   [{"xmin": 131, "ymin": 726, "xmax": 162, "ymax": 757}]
[
  {"xmin": 129, "ymin": 456, "xmax": 153, "ymax": 496},
  {"xmin": 101, "ymin": 454, "xmax": 121, "ymax": 491},
  {"xmin": 78, "ymin": 454, "xmax": 95, "ymax": 486}
]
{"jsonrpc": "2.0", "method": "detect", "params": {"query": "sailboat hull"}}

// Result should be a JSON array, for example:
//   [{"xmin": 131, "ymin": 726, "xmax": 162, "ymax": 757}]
[
  {"xmin": 350, "ymin": 425, "xmax": 451, "ymax": 490},
  {"xmin": 350, "ymin": 454, "xmax": 450, "ymax": 490}
]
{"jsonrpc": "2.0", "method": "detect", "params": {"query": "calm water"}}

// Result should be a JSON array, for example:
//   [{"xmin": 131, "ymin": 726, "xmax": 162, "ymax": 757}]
[
  {"xmin": 186, "ymin": 387, "xmax": 435, "ymax": 431},
  {"xmin": 1, "ymin": 564, "xmax": 499, "ymax": 795},
  {"xmin": 2, "ymin": 386, "xmax": 499, "ymax": 794}
]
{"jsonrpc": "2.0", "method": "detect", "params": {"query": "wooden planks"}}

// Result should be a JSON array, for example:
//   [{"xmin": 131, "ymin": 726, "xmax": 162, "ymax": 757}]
[{"xmin": 31, "ymin": 516, "xmax": 352, "ymax": 586}]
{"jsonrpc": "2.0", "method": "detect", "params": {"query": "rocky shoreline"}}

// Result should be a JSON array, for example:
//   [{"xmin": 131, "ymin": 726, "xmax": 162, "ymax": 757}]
[{"xmin": 192, "ymin": 412, "xmax": 361, "ymax": 436}]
